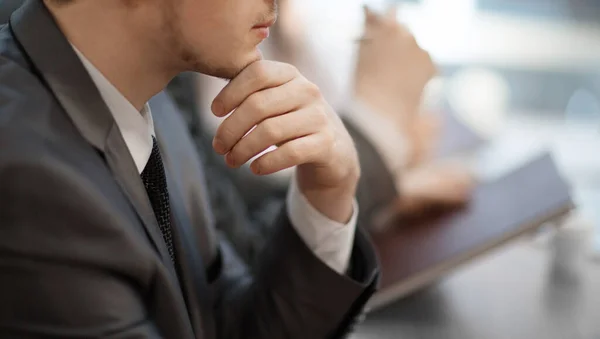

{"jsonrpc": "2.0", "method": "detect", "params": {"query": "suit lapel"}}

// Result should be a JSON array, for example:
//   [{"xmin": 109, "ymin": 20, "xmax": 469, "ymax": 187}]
[
  {"xmin": 162, "ymin": 162, "xmax": 211, "ymax": 339},
  {"xmin": 152, "ymin": 101, "xmax": 215, "ymax": 339},
  {"xmin": 105, "ymin": 126, "xmax": 179, "ymax": 278},
  {"xmin": 10, "ymin": 0, "xmax": 177, "ymax": 274}
]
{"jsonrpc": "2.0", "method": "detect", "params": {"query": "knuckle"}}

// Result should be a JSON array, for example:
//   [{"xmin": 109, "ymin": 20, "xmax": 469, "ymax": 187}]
[
  {"xmin": 284, "ymin": 63, "xmax": 299, "ymax": 76},
  {"xmin": 261, "ymin": 119, "xmax": 282, "ymax": 142},
  {"xmin": 315, "ymin": 129, "xmax": 336, "ymax": 157},
  {"xmin": 272, "ymin": 62, "xmax": 298, "ymax": 83},
  {"xmin": 286, "ymin": 144, "xmax": 304, "ymax": 163},
  {"xmin": 247, "ymin": 93, "xmax": 265, "ymax": 114},
  {"xmin": 252, "ymin": 61, "xmax": 269, "ymax": 82},
  {"xmin": 311, "ymin": 106, "xmax": 329, "ymax": 127},
  {"xmin": 304, "ymin": 81, "xmax": 322, "ymax": 99},
  {"xmin": 323, "ymin": 130, "xmax": 336, "ymax": 151}
]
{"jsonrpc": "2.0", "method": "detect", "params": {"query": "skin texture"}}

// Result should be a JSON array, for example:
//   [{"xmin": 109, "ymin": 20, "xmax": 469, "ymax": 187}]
[{"xmin": 45, "ymin": 0, "xmax": 358, "ymax": 223}]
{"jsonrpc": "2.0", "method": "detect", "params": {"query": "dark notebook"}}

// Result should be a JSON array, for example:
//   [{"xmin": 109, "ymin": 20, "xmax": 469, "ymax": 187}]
[{"xmin": 368, "ymin": 153, "xmax": 574, "ymax": 310}]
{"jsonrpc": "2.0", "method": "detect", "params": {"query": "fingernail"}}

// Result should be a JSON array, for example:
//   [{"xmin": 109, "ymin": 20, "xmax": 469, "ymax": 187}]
[
  {"xmin": 212, "ymin": 100, "xmax": 224, "ymax": 116},
  {"xmin": 225, "ymin": 153, "xmax": 236, "ymax": 167},
  {"xmin": 213, "ymin": 138, "xmax": 226, "ymax": 154},
  {"xmin": 251, "ymin": 162, "xmax": 261, "ymax": 175}
]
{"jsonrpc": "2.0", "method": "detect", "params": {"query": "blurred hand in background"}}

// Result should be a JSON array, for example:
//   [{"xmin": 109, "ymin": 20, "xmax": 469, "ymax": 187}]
[
  {"xmin": 354, "ymin": 5, "xmax": 437, "ymax": 138},
  {"xmin": 353, "ymin": 6, "xmax": 475, "ymax": 226},
  {"xmin": 399, "ymin": 163, "xmax": 476, "ymax": 214}
]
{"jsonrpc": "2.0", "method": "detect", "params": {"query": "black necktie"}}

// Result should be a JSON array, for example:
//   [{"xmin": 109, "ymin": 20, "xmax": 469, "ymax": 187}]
[{"xmin": 141, "ymin": 138, "xmax": 176, "ymax": 263}]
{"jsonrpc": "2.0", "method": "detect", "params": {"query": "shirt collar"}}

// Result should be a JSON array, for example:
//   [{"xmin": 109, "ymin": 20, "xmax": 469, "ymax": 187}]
[{"xmin": 71, "ymin": 45, "xmax": 155, "ymax": 174}]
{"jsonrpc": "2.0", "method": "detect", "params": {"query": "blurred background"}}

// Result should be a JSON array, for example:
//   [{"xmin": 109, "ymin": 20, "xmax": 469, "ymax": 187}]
[
  {"xmin": 279, "ymin": 0, "xmax": 600, "ymax": 338},
  {"xmin": 292, "ymin": 0, "xmax": 600, "ymax": 254}
]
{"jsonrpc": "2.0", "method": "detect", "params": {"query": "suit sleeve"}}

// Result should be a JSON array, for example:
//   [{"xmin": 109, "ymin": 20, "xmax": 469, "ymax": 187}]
[
  {"xmin": 0, "ymin": 159, "xmax": 164, "ymax": 339},
  {"xmin": 210, "ymin": 213, "xmax": 379, "ymax": 339},
  {"xmin": 164, "ymin": 83, "xmax": 382, "ymax": 338},
  {"xmin": 193, "ymin": 131, "xmax": 379, "ymax": 339}
]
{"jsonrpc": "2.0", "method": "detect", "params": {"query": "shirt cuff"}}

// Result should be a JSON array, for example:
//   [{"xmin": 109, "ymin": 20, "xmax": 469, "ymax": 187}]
[{"xmin": 286, "ymin": 174, "xmax": 358, "ymax": 274}]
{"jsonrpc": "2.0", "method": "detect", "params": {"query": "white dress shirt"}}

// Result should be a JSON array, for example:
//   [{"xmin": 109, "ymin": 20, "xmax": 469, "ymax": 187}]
[{"xmin": 72, "ymin": 47, "xmax": 357, "ymax": 274}]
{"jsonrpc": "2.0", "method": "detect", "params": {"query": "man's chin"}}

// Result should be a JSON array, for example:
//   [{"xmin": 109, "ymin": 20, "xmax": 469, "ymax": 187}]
[{"xmin": 198, "ymin": 49, "xmax": 263, "ymax": 80}]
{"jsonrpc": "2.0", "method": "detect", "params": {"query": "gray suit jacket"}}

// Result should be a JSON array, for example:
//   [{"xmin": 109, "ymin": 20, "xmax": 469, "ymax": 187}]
[
  {"xmin": 0, "ymin": 1, "xmax": 379, "ymax": 338},
  {"xmin": 0, "ymin": 0, "xmax": 20, "ymax": 22}
]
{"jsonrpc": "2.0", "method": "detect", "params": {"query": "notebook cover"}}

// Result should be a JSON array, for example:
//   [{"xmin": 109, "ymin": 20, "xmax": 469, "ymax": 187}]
[{"xmin": 368, "ymin": 153, "xmax": 574, "ymax": 310}]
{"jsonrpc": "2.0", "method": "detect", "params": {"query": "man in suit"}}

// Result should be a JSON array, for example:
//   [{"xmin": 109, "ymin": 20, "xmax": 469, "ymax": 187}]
[{"xmin": 0, "ymin": 0, "xmax": 379, "ymax": 338}]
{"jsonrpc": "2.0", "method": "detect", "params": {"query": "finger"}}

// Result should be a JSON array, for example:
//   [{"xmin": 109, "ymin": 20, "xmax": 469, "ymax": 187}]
[
  {"xmin": 213, "ymin": 77, "xmax": 318, "ymax": 154},
  {"xmin": 225, "ymin": 107, "xmax": 325, "ymax": 168},
  {"xmin": 419, "ymin": 48, "xmax": 437, "ymax": 78},
  {"xmin": 212, "ymin": 60, "xmax": 298, "ymax": 117},
  {"xmin": 250, "ymin": 133, "xmax": 328, "ymax": 175},
  {"xmin": 364, "ymin": 5, "xmax": 389, "ymax": 28},
  {"xmin": 363, "ymin": 5, "xmax": 378, "ymax": 22}
]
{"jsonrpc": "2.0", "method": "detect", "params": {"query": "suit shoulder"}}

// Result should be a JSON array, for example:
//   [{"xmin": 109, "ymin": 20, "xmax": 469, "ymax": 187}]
[
  {"xmin": 0, "ymin": 25, "xmax": 111, "ymax": 205},
  {"xmin": 0, "ymin": 27, "xmax": 76, "ymax": 169},
  {"xmin": 0, "ymin": 23, "xmax": 57, "ymax": 129}
]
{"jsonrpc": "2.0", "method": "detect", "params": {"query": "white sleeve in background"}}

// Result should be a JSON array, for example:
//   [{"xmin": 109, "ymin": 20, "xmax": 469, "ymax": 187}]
[
  {"xmin": 286, "ymin": 174, "xmax": 358, "ymax": 274},
  {"xmin": 342, "ymin": 98, "xmax": 411, "ymax": 178}
]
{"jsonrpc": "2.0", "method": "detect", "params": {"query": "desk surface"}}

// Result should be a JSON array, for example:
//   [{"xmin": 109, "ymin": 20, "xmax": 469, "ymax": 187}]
[{"xmin": 353, "ymin": 242, "xmax": 600, "ymax": 339}]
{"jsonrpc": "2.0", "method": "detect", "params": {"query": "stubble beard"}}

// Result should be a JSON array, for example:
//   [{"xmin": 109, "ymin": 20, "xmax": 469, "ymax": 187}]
[
  {"xmin": 157, "ymin": 0, "xmax": 274, "ymax": 81},
  {"xmin": 161, "ymin": 7, "xmax": 252, "ymax": 80}
]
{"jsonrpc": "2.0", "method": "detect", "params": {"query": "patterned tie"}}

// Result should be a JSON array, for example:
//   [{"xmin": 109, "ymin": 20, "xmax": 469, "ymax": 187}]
[{"xmin": 141, "ymin": 138, "xmax": 176, "ymax": 263}]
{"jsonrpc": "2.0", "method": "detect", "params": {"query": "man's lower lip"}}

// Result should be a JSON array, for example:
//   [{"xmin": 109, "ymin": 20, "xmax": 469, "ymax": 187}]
[{"xmin": 253, "ymin": 27, "xmax": 270, "ymax": 39}]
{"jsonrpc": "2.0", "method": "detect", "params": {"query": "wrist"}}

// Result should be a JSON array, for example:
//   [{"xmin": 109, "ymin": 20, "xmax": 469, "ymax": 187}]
[
  {"xmin": 296, "ymin": 175, "xmax": 357, "ymax": 224},
  {"xmin": 301, "ymin": 188, "xmax": 356, "ymax": 224}
]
